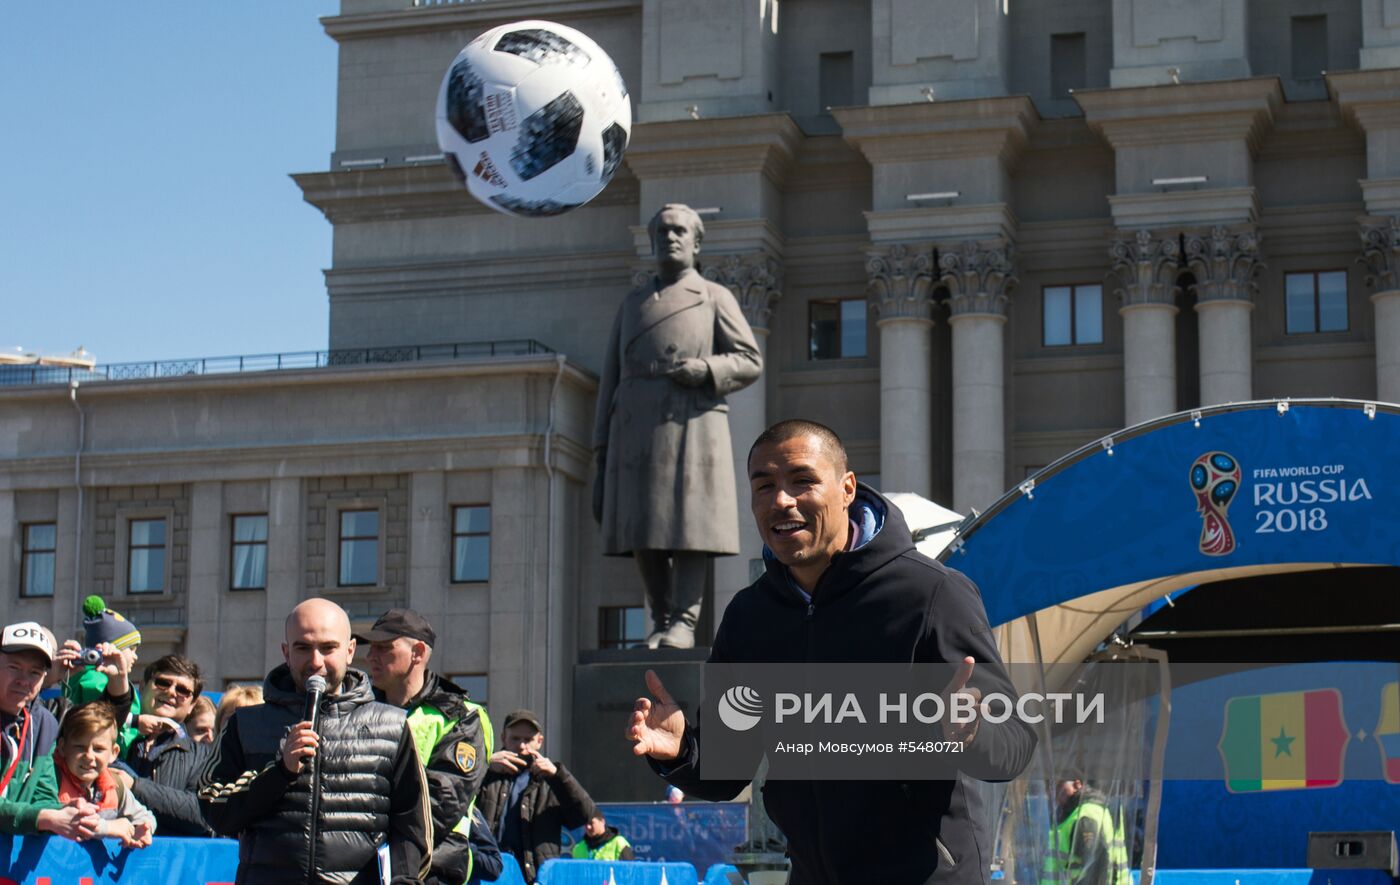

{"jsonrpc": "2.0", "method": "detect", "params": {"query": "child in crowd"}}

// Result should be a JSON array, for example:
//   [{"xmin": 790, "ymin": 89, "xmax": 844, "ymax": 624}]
[
  {"xmin": 186, "ymin": 696, "xmax": 217, "ymax": 744},
  {"xmin": 55, "ymin": 702, "xmax": 155, "ymax": 848},
  {"xmin": 214, "ymin": 684, "xmax": 262, "ymax": 735}
]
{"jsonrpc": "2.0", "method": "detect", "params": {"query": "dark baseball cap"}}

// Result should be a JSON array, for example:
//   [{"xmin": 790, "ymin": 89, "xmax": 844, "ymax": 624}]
[
  {"xmin": 354, "ymin": 608, "xmax": 436, "ymax": 647},
  {"xmin": 502, "ymin": 709, "xmax": 543, "ymax": 734}
]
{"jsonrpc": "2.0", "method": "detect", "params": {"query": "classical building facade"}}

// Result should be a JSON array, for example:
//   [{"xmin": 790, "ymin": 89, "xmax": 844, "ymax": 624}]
[{"xmin": 3, "ymin": 0, "xmax": 1399, "ymax": 787}]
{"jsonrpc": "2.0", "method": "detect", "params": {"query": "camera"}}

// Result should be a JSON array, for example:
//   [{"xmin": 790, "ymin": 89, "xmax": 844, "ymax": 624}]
[
  {"xmin": 78, "ymin": 647, "xmax": 104, "ymax": 667},
  {"xmin": 517, "ymin": 751, "xmax": 538, "ymax": 767}
]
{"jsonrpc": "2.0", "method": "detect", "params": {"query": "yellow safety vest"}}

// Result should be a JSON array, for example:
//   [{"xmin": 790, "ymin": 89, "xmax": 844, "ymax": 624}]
[{"xmin": 1040, "ymin": 798, "xmax": 1130, "ymax": 885}]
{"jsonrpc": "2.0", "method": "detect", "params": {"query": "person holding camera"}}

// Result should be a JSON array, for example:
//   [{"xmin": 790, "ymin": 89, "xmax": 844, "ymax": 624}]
[
  {"xmin": 44, "ymin": 595, "xmax": 143, "ymax": 753},
  {"xmin": 477, "ymin": 709, "xmax": 595, "ymax": 884}
]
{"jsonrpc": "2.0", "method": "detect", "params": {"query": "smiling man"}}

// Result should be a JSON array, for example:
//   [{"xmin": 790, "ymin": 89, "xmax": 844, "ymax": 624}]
[
  {"xmin": 198, "ymin": 598, "xmax": 431, "ymax": 884},
  {"xmin": 627, "ymin": 420, "xmax": 1037, "ymax": 885}
]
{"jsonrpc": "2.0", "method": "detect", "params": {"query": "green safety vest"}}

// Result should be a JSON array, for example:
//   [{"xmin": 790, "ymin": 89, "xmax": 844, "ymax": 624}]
[
  {"xmin": 1040, "ymin": 799, "xmax": 1130, "ymax": 885},
  {"xmin": 407, "ymin": 698, "xmax": 493, "ymax": 884},
  {"xmin": 572, "ymin": 832, "xmax": 632, "ymax": 862}
]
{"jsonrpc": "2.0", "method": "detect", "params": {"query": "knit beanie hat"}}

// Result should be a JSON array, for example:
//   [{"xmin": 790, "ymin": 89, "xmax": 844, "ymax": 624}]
[{"xmin": 82, "ymin": 595, "xmax": 142, "ymax": 650}]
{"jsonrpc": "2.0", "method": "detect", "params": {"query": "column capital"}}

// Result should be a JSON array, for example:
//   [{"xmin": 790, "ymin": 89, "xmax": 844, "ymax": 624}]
[
  {"xmin": 939, "ymin": 239, "xmax": 1017, "ymax": 318},
  {"xmin": 1109, "ymin": 230, "xmax": 1182, "ymax": 308},
  {"xmin": 1359, "ymin": 215, "xmax": 1400, "ymax": 293},
  {"xmin": 701, "ymin": 252, "xmax": 784, "ymax": 331},
  {"xmin": 1185, "ymin": 226, "xmax": 1264, "ymax": 304},
  {"xmin": 866, "ymin": 242, "xmax": 936, "ymax": 323}
]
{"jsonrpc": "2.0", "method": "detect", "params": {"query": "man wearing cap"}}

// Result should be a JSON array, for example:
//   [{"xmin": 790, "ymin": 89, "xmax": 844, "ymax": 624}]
[
  {"xmin": 0, "ymin": 621, "xmax": 104, "ymax": 839},
  {"xmin": 362, "ymin": 608, "xmax": 491, "ymax": 885},
  {"xmin": 44, "ymin": 595, "xmax": 143, "ymax": 753},
  {"xmin": 477, "ymin": 708, "xmax": 596, "ymax": 883}
]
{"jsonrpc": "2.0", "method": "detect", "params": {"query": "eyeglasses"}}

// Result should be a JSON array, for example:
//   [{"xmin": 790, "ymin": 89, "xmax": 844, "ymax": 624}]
[{"xmin": 151, "ymin": 675, "xmax": 195, "ymax": 699}]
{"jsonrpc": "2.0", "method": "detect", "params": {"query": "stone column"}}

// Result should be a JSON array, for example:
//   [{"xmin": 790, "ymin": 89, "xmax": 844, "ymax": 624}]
[
  {"xmin": 186, "ymin": 481, "xmax": 223, "ymax": 681},
  {"xmin": 703, "ymin": 252, "xmax": 782, "ymax": 620},
  {"xmin": 1185, "ymin": 227, "xmax": 1263, "ymax": 406},
  {"xmin": 1360, "ymin": 216, "xmax": 1400, "ymax": 403},
  {"xmin": 866, "ymin": 243, "xmax": 936, "ymax": 498},
  {"xmin": 939, "ymin": 240, "xmax": 1016, "ymax": 514},
  {"xmin": 1110, "ymin": 231, "xmax": 1183, "ymax": 426},
  {"xmin": 263, "ymin": 478, "xmax": 303, "ymax": 672},
  {"xmin": 407, "ymin": 471, "xmax": 448, "ymax": 626}
]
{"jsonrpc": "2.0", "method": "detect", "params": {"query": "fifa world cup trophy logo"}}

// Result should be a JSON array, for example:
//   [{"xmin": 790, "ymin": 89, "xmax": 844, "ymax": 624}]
[{"xmin": 1189, "ymin": 452, "xmax": 1241, "ymax": 556}]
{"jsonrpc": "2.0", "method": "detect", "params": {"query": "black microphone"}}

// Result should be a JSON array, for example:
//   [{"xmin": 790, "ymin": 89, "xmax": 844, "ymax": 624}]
[{"xmin": 304, "ymin": 675, "xmax": 327, "ymax": 733}]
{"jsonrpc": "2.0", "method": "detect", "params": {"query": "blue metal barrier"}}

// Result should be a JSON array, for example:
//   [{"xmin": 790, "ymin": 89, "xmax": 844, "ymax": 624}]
[{"xmin": 538, "ymin": 859, "xmax": 699, "ymax": 885}]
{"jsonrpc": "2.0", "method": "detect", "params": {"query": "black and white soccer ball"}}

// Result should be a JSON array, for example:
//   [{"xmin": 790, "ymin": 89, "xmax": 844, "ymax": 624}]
[{"xmin": 435, "ymin": 20, "xmax": 632, "ymax": 218}]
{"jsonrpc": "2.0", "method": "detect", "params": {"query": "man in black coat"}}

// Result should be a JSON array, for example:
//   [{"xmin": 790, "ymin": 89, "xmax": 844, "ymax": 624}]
[
  {"xmin": 477, "ymin": 709, "xmax": 595, "ymax": 883},
  {"xmin": 627, "ymin": 419, "xmax": 1037, "ymax": 884},
  {"xmin": 197, "ymin": 598, "xmax": 431, "ymax": 884}
]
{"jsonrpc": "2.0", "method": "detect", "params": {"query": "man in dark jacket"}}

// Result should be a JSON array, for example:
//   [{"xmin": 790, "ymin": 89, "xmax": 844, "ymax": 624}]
[
  {"xmin": 112, "ymin": 654, "xmax": 213, "ymax": 835},
  {"xmin": 627, "ymin": 419, "xmax": 1037, "ymax": 884},
  {"xmin": 197, "ymin": 598, "xmax": 431, "ymax": 884},
  {"xmin": 478, "ymin": 709, "xmax": 595, "ymax": 883},
  {"xmin": 362, "ymin": 607, "xmax": 490, "ymax": 884}
]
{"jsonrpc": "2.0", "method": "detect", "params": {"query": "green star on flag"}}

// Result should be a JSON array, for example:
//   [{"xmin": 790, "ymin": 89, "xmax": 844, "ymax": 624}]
[{"xmin": 1218, "ymin": 688, "xmax": 1348, "ymax": 792}]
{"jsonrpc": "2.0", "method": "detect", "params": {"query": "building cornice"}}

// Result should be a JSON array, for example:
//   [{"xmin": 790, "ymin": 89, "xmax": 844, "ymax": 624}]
[
  {"xmin": 1073, "ymin": 77, "xmax": 1283, "ymax": 153},
  {"xmin": 320, "ymin": 0, "xmax": 641, "ymax": 42},
  {"xmin": 623, "ymin": 114, "xmax": 804, "ymax": 185},
  {"xmin": 3, "ymin": 433, "xmax": 597, "ymax": 491},
  {"xmin": 325, "ymin": 251, "xmax": 635, "ymax": 301},
  {"xmin": 1327, "ymin": 68, "xmax": 1400, "ymax": 133},
  {"xmin": 0, "ymin": 356, "xmax": 597, "ymax": 403},
  {"xmin": 292, "ymin": 163, "xmax": 639, "ymax": 224},
  {"xmin": 832, "ymin": 95, "xmax": 1037, "ymax": 167}
]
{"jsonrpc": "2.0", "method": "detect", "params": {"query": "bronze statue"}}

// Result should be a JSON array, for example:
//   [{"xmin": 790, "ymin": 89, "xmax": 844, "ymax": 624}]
[{"xmin": 592, "ymin": 204, "xmax": 763, "ymax": 648}]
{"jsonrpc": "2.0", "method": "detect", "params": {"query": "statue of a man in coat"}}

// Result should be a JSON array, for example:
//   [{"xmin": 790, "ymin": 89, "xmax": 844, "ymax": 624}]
[{"xmin": 592, "ymin": 203, "xmax": 763, "ymax": 649}]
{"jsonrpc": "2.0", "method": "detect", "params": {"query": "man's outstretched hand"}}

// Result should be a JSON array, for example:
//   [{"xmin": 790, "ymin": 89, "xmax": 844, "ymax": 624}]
[{"xmin": 626, "ymin": 669, "xmax": 685, "ymax": 761}]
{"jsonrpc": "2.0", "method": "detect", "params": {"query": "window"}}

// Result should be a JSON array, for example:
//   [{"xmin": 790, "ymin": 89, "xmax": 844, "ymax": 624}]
[
  {"xmin": 809, "ymin": 299, "xmax": 867, "ymax": 360},
  {"xmin": 128, "ymin": 518, "xmax": 167, "ymax": 594},
  {"xmin": 448, "ymin": 674, "xmax": 489, "ymax": 704},
  {"xmin": 1285, "ymin": 271, "xmax": 1347, "ymax": 334},
  {"xmin": 1050, "ymin": 33, "xmax": 1087, "ymax": 97},
  {"xmin": 20, "ymin": 523, "xmax": 56, "ymax": 598},
  {"xmin": 338, "ymin": 510, "xmax": 379, "ymax": 587},
  {"xmin": 1043, "ymin": 284, "xmax": 1103, "ymax": 346},
  {"xmin": 451, "ymin": 505, "xmax": 491, "ymax": 583},
  {"xmin": 230, "ymin": 514, "xmax": 268, "ymax": 590},
  {"xmin": 1291, "ymin": 15, "xmax": 1328, "ymax": 81},
  {"xmin": 818, "ymin": 51, "xmax": 854, "ymax": 113},
  {"xmin": 599, "ymin": 606, "xmax": 648, "ymax": 650}
]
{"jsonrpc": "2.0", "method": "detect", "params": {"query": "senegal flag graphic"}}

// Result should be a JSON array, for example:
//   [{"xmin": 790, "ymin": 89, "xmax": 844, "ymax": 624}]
[
  {"xmin": 1218, "ymin": 688, "xmax": 1348, "ymax": 792},
  {"xmin": 1377, "ymin": 682, "xmax": 1400, "ymax": 785}
]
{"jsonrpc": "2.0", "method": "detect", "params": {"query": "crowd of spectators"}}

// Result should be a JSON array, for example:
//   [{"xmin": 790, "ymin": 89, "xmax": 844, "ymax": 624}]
[{"xmin": 0, "ymin": 596, "xmax": 601, "ymax": 884}]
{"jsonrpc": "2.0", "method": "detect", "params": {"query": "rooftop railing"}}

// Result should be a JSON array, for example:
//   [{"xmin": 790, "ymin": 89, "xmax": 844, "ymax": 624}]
[{"xmin": 0, "ymin": 340, "xmax": 555, "ymax": 387}]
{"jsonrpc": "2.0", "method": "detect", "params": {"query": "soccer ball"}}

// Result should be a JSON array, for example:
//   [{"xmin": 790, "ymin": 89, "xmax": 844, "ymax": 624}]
[{"xmin": 435, "ymin": 21, "xmax": 632, "ymax": 218}]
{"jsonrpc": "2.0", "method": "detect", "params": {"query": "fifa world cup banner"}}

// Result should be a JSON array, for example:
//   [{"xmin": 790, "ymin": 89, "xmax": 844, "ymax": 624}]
[
  {"xmin": 947, "ymin": 402, "xmax": 1400, "ymax": 626},
  {"xmin": 0, "ymin": 835, "xmax": 238, "ymax": 885}
]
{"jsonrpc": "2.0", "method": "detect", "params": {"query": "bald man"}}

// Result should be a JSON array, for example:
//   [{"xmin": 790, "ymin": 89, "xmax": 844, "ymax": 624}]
[{"xmin": 198, "ymin": 599, "xmax": 432, "ymax": 884}]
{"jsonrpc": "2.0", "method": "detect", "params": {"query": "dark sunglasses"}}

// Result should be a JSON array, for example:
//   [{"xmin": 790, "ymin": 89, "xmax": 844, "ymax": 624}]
[{"xmin": 151, "ymin": 675, "xmax": 195, "ymax": 699}]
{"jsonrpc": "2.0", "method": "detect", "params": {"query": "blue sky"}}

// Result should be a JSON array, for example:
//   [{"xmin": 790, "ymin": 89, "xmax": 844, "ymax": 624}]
[{"xmin": 1, "ymin": 2, "xmax": 341, "ymax": 365}]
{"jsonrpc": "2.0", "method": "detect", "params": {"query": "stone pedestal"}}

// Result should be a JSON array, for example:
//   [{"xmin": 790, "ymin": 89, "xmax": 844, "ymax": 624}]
[{"xmin": 571, "ymin": 648, "xmax": 709, "ymax": 802}]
